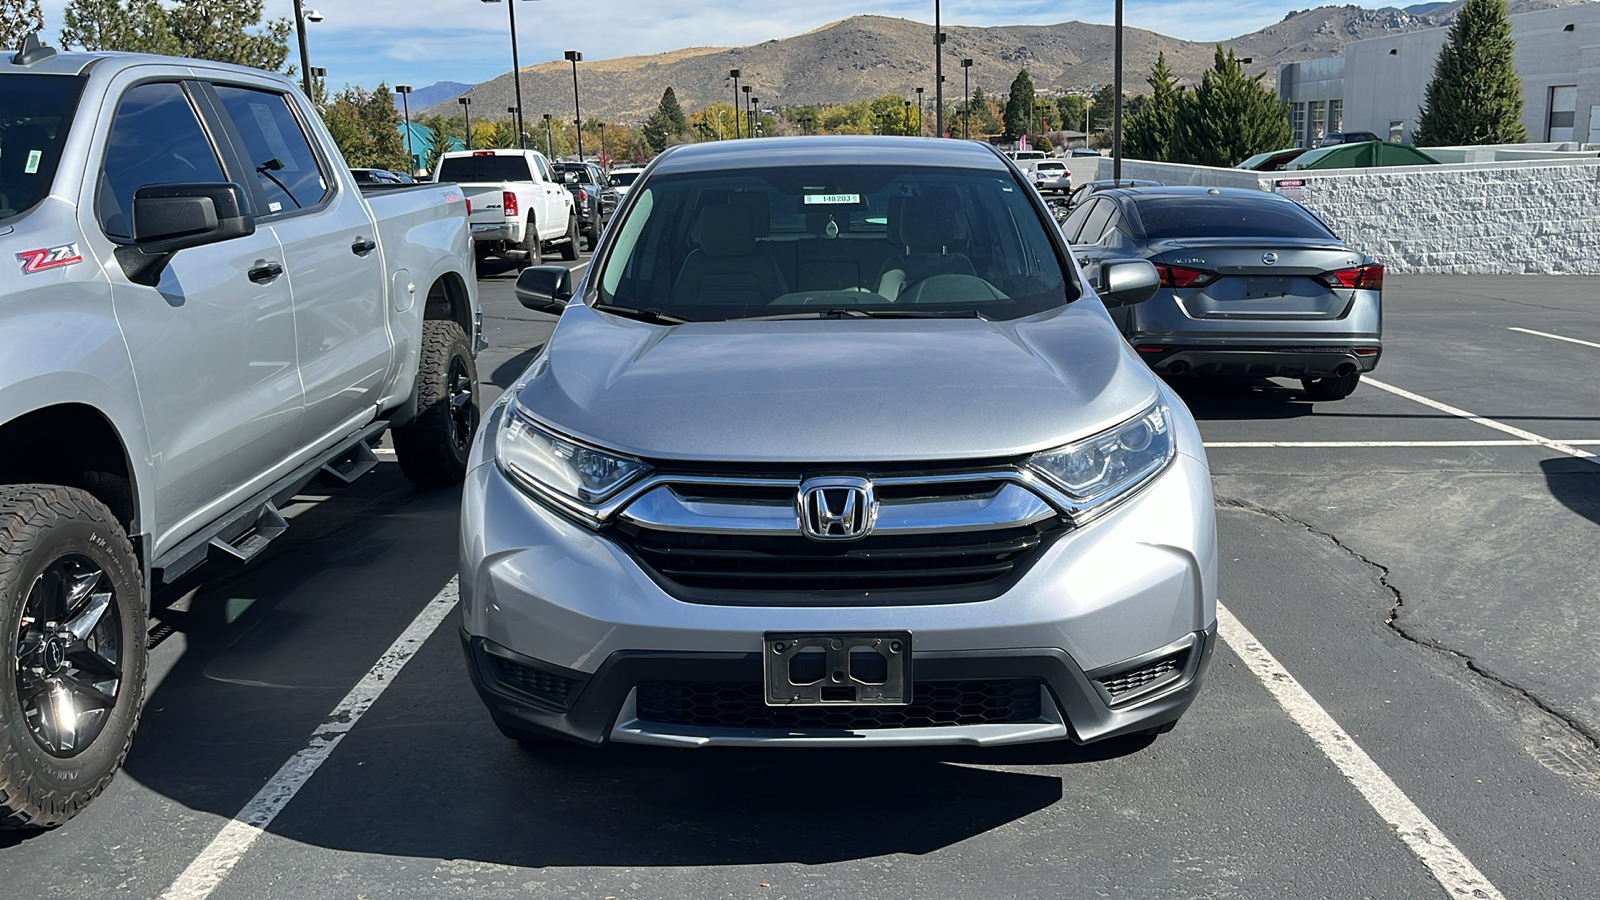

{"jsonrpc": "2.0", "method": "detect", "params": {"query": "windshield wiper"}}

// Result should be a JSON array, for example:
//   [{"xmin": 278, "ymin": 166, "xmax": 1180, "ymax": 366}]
[
  {"xmin": 590, "ymin": 303, "xmax": 689, "ymax": 325},
  {"xmin": 735, "ymin": 308, "xmax": 991, "ymax": 322}
]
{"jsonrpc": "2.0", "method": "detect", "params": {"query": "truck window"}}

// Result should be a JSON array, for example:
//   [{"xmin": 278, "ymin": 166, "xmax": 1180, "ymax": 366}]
[
  {"xmin": 212, "ymin": 85, "xmax": 329, "ymax": 215},
  {"xmin": 438, "ymin": 154, "xmax": 534, "ymax": 183},
  {"xmin": 0, "ymin": 74, "xmax": 86, "ymax": 224},
  {"xmin": 96, "ymin": 82, "xmax": 226, "ymax": 240}
]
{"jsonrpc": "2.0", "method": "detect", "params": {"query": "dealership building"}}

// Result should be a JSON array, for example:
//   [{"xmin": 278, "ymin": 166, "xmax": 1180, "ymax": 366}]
[{"xmin": 1276, "ymin": 4, "xmax": 1600, "ymax": 147}]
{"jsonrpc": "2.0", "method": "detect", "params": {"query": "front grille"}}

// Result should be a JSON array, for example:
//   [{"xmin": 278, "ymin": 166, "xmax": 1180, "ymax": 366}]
[
  {"xmin": 617, "ymin": 524, "xmax": 1054, "ymax": 594},
  {"xmin": 636, "ymin": 679, "xmax": 1044, "ymax": 730},
  {"xmin": 1097, "ymin": 652, "xmax": 1185, "ymax": 704},
  {"xmin": 492, "ymin": 656, "xmax": 581, "ymax": 709}
]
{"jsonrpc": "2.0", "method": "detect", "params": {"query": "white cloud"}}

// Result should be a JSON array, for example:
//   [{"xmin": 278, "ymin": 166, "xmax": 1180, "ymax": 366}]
[{"xmin": 36, "ymin": 0, "xmax": 1308, "ymax": 89}]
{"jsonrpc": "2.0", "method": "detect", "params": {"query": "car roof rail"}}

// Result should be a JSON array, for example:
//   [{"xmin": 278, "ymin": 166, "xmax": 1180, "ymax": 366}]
[{"xmin": 12, "ymin": 32, "xmax": 57, "ymax": 66}]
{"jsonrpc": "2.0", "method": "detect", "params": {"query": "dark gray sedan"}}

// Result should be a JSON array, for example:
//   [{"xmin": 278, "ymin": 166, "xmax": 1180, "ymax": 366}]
[{"xmin": 1060, "ymin": 186, "xmax": 1381, "ymax": 400}]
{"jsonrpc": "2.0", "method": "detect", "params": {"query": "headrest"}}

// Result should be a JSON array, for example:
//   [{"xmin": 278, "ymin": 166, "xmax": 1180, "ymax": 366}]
[
  {"xmin": 697, "ymin": 205, "xmax": 757, "ymax": 258},
  {"xmin": 898, "ymin": 194, "xmax": 968, "ymax": 252},
  {"xmin": 886, "ymin": 196, "xmax": 907, "ymax": 244},
  {"xmin": 727, "ymin": 191, "xmax": 770, "ymax": 237}
]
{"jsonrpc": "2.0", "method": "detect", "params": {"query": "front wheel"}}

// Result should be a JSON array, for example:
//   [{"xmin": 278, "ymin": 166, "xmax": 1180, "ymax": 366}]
[
  {"xmin": 392, "ymin": 320, "xmax": 480, "ymax": 488},
  {"xmin": 0, "ymin": 485, "xmax": 146, "ymax": 830},
  {"xmin": 559, "ymin": 214, "xmax": 580, "ymax": 261},
  {"xmin": 1301, "ymin": 372, "xmax": 1361, "ymax": 401}
]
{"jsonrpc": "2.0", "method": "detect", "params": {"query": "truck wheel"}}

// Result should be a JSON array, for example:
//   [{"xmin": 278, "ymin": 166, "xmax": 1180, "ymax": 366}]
[
  {"xmin": 392, "ymin": 320, "xmax": 480, "ymax": 488},
  {"xmin": 517, "ymin": 217, "xmax": 540, "ymax": 270},
  {"xmin": 1301, "ymin": 372, "xmax": 1361, "ymax": 401},
  {"xmin": 559, "ymin": 214, "xmax": 580, "ymax": 261},
  {"xmin": 584, "ymin": 229, "xmax": 598, "ymax": 252},
  {"xmin": 0, "ymin": 485, "xmax": 146, "ymax": 831}
]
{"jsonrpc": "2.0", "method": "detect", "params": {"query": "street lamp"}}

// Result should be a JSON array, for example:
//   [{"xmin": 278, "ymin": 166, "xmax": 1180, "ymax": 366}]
[
  {"xmin": 481, "ymin": 0, "xmax": 537, "ymax": 149},
  {"xmin": 934, "ymin": 0, "xmax": 946, "ymax": 137},
  {"xmin": 542, "ymin": 112, "xmax": 553, "ymax": 157},
  {"xmin": 916, "ymin": 87, "xmax": 924, "ymax": 135},
  {"xmin": 960, "ymin": 58, "xmax": 973, "ymax": 139},
  {"xmin": 751, "ymin": 97, "xmax": 760, "ymax": 137},
  {"xmin": 566, "ymin": 51, "xmax": 585, "ymax": 159},
  {"xmin": 728, "ymin": 69, "xmax": 742, "ymax": 139},
  {"xmin": 292, "ymin": 0, "xmax": 322, "ymax": 97},
  {"xmin": 596, "ymin": 121, "xmax": 607, "ymax": 161},
  {"xmin": 903, "ymin": 100, "xmax": 912, "ymax": 136},
  {"xmin": 741, "ymin": 85, "xmax": 752, "ymax": 138},
  {"xmin": 458, "ymin": 96, "xmax": 473, "ymax": 151},
  {"xmin": 1113, "ymin": 0, "xmax": 1124, "ymax": 182},
  {"xmin": 396, "ymin": 84, "xmax": 415, "ymax": 170}
]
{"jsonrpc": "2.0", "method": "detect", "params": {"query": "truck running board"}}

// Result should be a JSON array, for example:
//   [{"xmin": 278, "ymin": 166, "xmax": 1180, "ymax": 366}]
[
  {"xmin": 321, "ymin": 441, "xmax": 379, "ymax": 484},
  {"xmin": 208, "ymin": 502, "xmax": 288, "ymax": 562}
]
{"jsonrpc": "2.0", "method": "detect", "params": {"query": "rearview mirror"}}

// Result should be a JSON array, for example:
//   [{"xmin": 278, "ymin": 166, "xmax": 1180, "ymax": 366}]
[
  {"xmin": 1097, "ymin": 259, "xmax": 1160, "ymax": 308},
  {"xmin": 515, "ymin": 265, "xmax": 574, "ymax": 314},
  {"xmin": 117, "ymin": 182, "xmax": 255, "ymax": 286}
]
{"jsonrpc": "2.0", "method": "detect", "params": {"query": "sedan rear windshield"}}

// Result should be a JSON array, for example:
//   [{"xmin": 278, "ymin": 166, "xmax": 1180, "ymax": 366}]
[
  {"xmin": 0, "ymin": 75, "xmax": 87, "ymax": 223},
  {"xmin": 609, "ymin": 170, "xmax": 641, "ymax": 186},
  {"xmin": 437, "ymin": 154, "xmax": 532, "ymax": 183},
  {"xmin": 594, "ymin": 164, "xmax": 1074, "ymax": 322},
  {"xmin": 1132, "ymin": 197, "xmax": 1335, "ymax": 240}
]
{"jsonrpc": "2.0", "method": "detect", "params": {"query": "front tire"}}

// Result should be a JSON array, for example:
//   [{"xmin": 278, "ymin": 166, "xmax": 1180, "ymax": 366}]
[
  {"xmin": 559, "ymin": 214, "xmax": 580, "ymax": 261},
  {"xmin": 392, "ymin": 320, "xmax": 480, "ymax": 488},
  {"xmin": 0, "ymin": 485, "xmax": 146, "ymax": 831},
  {"xmin": 1301, "ymin": 372, "xmax": 1361, "ymax": 401}
]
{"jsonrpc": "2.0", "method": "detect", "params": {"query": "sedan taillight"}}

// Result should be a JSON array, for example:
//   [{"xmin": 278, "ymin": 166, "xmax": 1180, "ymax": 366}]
[
  {"xmin": 1155, "ymin": 264, "xmax": 1218, "ymax": 289},
  {"xmin": 502, "ymin": 190, "xmax": 519, "ymax": 218},
  {"xmin": 1318, "ymin": 264, "xmax": 1384, "ymax": 290}
]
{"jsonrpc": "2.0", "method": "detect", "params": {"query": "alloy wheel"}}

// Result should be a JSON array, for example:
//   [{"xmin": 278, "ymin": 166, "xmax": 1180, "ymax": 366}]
[{"xmin": 13, "ymin": 555, "xmax": 123, "ymax": 757}]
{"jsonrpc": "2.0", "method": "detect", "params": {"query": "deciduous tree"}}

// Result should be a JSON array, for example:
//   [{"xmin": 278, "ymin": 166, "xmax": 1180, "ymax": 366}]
[
  {"xmin": 60, "ymin": 0, "xmax": 289, "ymax": 71},
  {"xmin": 1414, "ymin": 0, "xmax": 1526, "ymax": 146}
]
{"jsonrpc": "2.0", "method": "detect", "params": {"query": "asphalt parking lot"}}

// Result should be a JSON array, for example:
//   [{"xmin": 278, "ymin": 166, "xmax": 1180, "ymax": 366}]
[{"xmin": 4, "ymin": 259, "xmax": 1600, "ymax": 899}]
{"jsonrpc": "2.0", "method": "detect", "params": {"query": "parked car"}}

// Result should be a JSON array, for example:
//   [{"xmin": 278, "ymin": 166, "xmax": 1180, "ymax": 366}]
[
  {"xmin": 1236, "ymin": 147, "xmax": 1309, "ymax": 171},
  {"xmin": 552, "ymin": 160, "xmax": 618, "ymax": 251},
  {"xmin": 434, "ymin": 149, "xmax": 577, "ymax": 267},
  {"xmin": 1284, "ymin": 141, "xmax": 1439, "ymax": 170},
  {"xmin": 464, "ymin": 136, "xmax": 1216, "ymax": 753},
  {"xmin": 1032, "ymin": 159, "xmax": 1073, "ymax": 194},
  {"xmin": 1315, "ymin": 131, "xmax": 1381, "ymax": 147},
  {"xmin": 1058, "ymin": 185, "xmax": 1381, "ymax": 399},
  {"xmin": 1062, "ymin": 178, "xmax": 1163, "ymax": 212},
  {"xmin": 607, "ymin": 164, "xmax": 646, "ymax": 200},
  {"xmin": 0, "ymin": 38, "xmax": 482, "ymax": 828}
]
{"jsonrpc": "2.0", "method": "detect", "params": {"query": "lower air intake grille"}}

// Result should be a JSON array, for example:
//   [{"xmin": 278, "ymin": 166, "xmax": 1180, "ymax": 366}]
[
  {"xmin": 492, "ymin": 657, "xmax": 581, "ymax": 710},
  {"xmin": 635, "ymin": 679, "xmax": 1043, "ymax": 730},
  {"xmin": 1097, "ymin": 651, "xmax": 1186, "ymax": 704}
]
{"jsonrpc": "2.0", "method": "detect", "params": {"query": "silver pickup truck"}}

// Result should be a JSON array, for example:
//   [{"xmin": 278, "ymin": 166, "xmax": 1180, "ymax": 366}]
[{"xmin": 0, "ymin": 38, "xmax": 482, "ymax": 829}]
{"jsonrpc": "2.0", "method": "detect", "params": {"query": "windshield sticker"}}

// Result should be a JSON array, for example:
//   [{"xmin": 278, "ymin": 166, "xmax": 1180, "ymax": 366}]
[
  {"xmin": 803, "ymin": 193, "xmax": 861, "ymax": 205},
  {"xmin": 268, "ymin": 201, "xmax": 283, "ymax": 213},
  {"xmin": 25, "ymin": 150, "xmax": 42, "ymax": 174},
  {"xmin": 17, "ymin": 244, "xmax": 83, "ymax": 274}
]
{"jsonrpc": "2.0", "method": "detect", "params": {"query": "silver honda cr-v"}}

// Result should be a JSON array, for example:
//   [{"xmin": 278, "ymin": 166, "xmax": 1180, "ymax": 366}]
[{"xmin": 460, "ymin": 136, "xmax": 1217, "ymax": 750}]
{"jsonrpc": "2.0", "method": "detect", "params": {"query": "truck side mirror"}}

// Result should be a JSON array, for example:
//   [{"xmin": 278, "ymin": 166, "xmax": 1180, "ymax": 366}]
[
  {"xmin": 515, "ymin": 265, "xmax": 574, "ymax": 315},
  {"xmin": 1097, "ymin": 259, "xmax": 1160, "ymax": 308},
  {"xmin": 116, "ymin": 183, "xmax": 256, "ymax": 286}
]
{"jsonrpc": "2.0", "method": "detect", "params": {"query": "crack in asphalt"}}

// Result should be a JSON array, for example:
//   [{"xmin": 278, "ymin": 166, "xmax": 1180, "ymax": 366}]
[{"xmin": 1216, "ymin": 496, "xmax": 1600, "ymax": 757}]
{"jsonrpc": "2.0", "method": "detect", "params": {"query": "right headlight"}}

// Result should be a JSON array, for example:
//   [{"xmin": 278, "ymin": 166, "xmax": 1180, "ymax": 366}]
[
  {"xmin": 1025, "ymin": 402, "xmax": 1176, "ymax": 522},
  {"xmin": 495, "ymin": 404, "xmax": 651, "ymax": 520}
]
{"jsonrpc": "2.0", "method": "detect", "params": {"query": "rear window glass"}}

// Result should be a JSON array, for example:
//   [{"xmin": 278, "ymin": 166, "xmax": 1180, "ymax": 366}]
[
  {"xmin": 1132, "ymin": 197, "xmax": 1334, "ymax": 240},
  {"xmin": 610, "ymin": 170, "xmax": 641, "ymax": 186},
  {"xmin": 437, "ymin": 154, "xmax": 532, "ymax": 183},
  {"xmin": 554, "ymin": 162, "xmax": 596, "ymax": 183}
]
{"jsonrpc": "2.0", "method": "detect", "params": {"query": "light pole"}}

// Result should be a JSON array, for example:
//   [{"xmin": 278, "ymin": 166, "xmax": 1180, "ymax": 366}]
[
  {"xmin": 903, "ymin": 100, "xmax": 912, "ymax": 136},
  {"xmin": 292, "ymin": 1, "xmax": 322, "ymax": 98},
  {"xmin": 728, "ymin": 69, "xmax": 742, "ymax": 139},
  {"xmin": 916, "ymin": 87, "xmax": 924, "ymax": 135},
  {"xmin": 751, "ymin": 97, "xmax": 760, "ymax": 137},
  {"xmin": 741, "ymin": 85, "xmax": 752, "ymax": 138},
  {"xmin": 542, "ymin": 112, "xmax": 553, "ymax": 157},
  {"xmin": 396, "ymin": 85, "xmax": 415, "ymax": 170},
  {"xmin": 459, "ymin": 96, "xmax": 473, "ymax": 151},
  {"xmin": 934, "ymin": 0, "xmax": 945, "ymax": 137},
  {"xmin": 566, "ymin": 51, "xmax": 585, "ymax": 159},
  {"xmin": 596, "ymin": 121, "xmax": 607, "ymax": 161},
  {"xmin": 960, "ymin": 58, "xmax": 972, "ymax": 139},
  {"xmin": 1113, "ymin": 0, "xmax": 1124, "ymax": 183},
  {"xmin": 481, "ymin": 0, "xmax": 536, "ymax": 148}
]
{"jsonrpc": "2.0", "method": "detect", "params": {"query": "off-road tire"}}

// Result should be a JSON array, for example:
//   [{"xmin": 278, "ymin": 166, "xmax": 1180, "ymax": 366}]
[
  {"xmin": 517, "ymin": 216, "xmax": 541, "ymax": 269},
  {"xmin": 1301, "ymin": 372, "xmax": 1361, "ymax": 401},
  {"xmin": 559, "ymin": 214, "xmax": 580, "ymax": 261},
  {"xmin": 0, "ymin": 485, "xmax": 146, "ymax": 831},
  {"xmin": 392, "ymin": 321, "xmax": 480, "ymax": 488}
]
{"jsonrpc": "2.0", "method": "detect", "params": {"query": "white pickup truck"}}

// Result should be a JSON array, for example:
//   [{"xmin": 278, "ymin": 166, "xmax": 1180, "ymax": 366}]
[
  {"xmin": 0, "ymin": 37, "xmax": 482, "ymax": 829},
  {"xmin": 434, "ymin": 148, "xmax": 577, "ymax": 267}
]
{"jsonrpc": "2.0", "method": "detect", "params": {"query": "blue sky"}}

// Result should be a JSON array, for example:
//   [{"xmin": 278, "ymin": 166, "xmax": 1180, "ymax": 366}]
[{"xmin": 36, "ymin": 0, "xmax": 1306, "ymax": 89}]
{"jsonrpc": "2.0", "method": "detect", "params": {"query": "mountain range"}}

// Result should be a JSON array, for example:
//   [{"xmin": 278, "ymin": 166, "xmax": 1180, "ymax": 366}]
[{"xmin": 421, "ymin": 1, "xmax": 1590, "ymax": 124}]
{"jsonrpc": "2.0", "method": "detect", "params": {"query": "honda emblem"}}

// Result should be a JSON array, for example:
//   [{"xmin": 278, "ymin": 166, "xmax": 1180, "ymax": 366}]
[{"xmin": 798, "ymin": 476, "xmax": 876, "ymax": 541}]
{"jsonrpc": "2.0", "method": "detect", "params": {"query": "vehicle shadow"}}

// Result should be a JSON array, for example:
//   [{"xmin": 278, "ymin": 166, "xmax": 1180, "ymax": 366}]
[
  {"xmin": 490, "ymin": 345, "xmax": 543, "ymax": 388},
  {"xmin": 1165, "ymin": 375, "xmax": 1315, "ymax": 421},
  {"xmin": 1540, "ymin": 456, "xmax": 1600, "ymax": 528}
]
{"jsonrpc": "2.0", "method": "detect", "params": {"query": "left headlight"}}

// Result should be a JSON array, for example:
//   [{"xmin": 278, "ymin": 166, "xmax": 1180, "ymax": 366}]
[
  {"xmin": 1025, "ymin": 403, "xmax": 1176, "ymax": 522},
  {"xmin": 495, "ymin": 404, "xmax": 651, "ymax": 518}
]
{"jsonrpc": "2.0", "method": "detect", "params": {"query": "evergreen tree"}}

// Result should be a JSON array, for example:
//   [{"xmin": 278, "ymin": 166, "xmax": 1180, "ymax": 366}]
[
  {"xmin": 965, "ymin": 86, "xmax": 1002, "ymax": 135},
  {"xmin": 421, "ymin": 116, "xmax": 456, "ymax": 174},
  {"xmin": 660, "ymin": 87, "xmax": 688, "ymax": 134},
  {"xmin": 1172, "ymin": 46, "xmax": 1292, "ymax": 167},
  {"xmin": 60, "ymin": 0, "xmax": 290, "ymax": 71},
  {"xmin": 1124, "ymin": 52, "xmax": 1183, "ymax": 162},
  {"xmin": 1413, "ymin": 0, "xmax": 1526, "ymax": 146},
  {"xmin": 1, "ymin": 0, "xmax": 45, "ymax": 48},
  {"xmin": 1056, "ymin": 94, "xmax": 1088, "ymax": 133},
  {"xmin": 1089, "ymin": 82, "xmax": 1122, "ymax": 131},
  {"xmin": 1002, "ymin": 69, "xmax": 1036, "ymax": 141},
  {"xmin": 642, "ymin": 87, "xmax": 688, "ymax": 153}
]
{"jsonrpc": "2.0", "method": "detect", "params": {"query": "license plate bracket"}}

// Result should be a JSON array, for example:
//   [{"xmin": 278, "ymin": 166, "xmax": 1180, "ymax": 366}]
[{"xmin": 763, "ymin": 632, "xmax": 911, "ymax": 707}]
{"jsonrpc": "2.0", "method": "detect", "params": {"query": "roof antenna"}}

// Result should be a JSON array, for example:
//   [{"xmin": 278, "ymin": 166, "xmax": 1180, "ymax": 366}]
[{"xmin": 13, "ymin": 32, "xmax": 58, "ymax": 66}]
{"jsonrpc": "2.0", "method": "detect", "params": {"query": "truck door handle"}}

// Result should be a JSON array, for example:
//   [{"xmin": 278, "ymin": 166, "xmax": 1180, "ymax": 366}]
[
  {"xmin": 248, "ymin": 262, "xmax": 284, "ymax": 284},
  {"xmin": 351, "ymin": 237, "xmax": 377, "ymax": 256}
]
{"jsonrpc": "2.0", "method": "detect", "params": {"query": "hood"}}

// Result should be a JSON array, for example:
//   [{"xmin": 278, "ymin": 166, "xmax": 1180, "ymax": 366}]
[{"xmin": 512, "ymin": 302, "xmax": 1160, "ymax": 463}]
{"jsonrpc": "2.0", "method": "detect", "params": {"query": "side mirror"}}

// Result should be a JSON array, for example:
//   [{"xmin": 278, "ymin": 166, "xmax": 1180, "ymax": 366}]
[
  {"xmin": 116, "ymin": 183, "xmax": 255, "ymax": 286},
  {"xmin": 1097, "ymin": 259, "xmax": 1160, "ymax": 308},
  {"xmin": 515, "ymin": 265, "xmax": 574, "ymax": 314}
]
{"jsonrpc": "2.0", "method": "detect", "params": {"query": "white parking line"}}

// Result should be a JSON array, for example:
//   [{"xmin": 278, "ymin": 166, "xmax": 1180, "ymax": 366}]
[
  {"xmin": 1216, "ymin": 601, "xmax": 1506, "ymax": 900},
  {"xmin": 1363, "ymin": 377, "xmax": 1600, "ymax": 468},
  {"xmin": 1205, "ymin": 439, "xmax": 1600, "ymax": 448},
  {"xmin": 158, "ymin": 579, "xmax": 460, "ymax": 900},
  {"xmin": 1508, "ymin": 326, "xmax": 1600, "ymax": 350}
]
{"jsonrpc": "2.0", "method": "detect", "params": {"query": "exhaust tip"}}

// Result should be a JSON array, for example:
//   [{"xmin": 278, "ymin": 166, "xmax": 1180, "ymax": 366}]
[
  {"xmin": 1335, "ymin": 363, "xmax": 1357, "ymax": 377},
  {"xmin": 1166, "ymin": 360, "xmax": 1189, "ymax": 376}
]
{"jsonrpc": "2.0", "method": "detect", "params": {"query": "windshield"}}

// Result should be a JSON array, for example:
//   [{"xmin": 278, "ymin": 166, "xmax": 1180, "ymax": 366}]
[
  {"xmin": 593, "ymin": 164, "xmax": 1074, "ymax": 322},
  {"xmin": 437, "ymin": 154, "xmax": 532, "ymax": 183},
  {"xmin": 0, "ymin": 75, "xmax": 87, "ymax": 223},
  {"xmin": 1132, "ymin": 197, "xmax": 1335, "ymax": 240},
  {"xmin": 610, "ymin": 170, "xmax": 641, "ymax": 186}
]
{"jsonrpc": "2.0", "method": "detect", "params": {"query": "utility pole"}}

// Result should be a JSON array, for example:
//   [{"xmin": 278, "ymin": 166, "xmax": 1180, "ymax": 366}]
[{"xmin": 1113, "ymin": 0, "xmax": 1124, "ymax": 183}]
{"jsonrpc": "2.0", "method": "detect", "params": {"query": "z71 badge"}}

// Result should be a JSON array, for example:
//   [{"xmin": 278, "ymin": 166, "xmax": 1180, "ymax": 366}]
[{"xmin": 16, "ymin": 244, "xmax": 83, "ymax": 274}]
